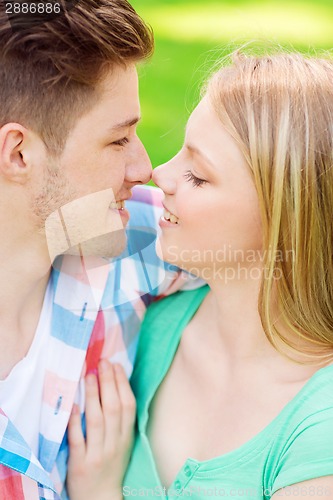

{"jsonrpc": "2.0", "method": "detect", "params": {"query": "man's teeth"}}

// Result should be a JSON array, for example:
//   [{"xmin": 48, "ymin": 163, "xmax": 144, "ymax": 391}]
[
  {"xmin": 164, "ymin": 209, "xmax": 179, "ymax": 224},
  {"xmin": 110, "ymin": 200, "xmax": 125, "ymax": 210}
]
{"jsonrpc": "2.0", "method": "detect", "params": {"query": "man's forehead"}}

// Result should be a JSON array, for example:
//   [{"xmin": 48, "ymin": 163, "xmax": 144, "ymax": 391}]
[
  {"xmin": 100, "ymin": 63, "xmax": 138, "ymax": 95},
  {"xmin": 80, "ymin": 65, "xmax": 140, "ymax": 131}
]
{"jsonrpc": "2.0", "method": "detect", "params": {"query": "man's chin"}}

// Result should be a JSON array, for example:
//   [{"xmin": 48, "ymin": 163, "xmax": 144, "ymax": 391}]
[{"xmin": 63, "ymin": 229, "xmax": 127, "ymax": 260}]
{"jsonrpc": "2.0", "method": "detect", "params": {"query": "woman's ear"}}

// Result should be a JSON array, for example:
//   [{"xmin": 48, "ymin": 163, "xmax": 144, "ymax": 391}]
[{"xmin": 0, "ymin": 123, "xmax": 30, "ymax": 183}]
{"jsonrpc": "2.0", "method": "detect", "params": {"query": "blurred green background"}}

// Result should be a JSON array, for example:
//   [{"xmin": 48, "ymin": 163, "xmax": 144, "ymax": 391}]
[{"xmin": 130, "ymin": 0, "xmax": 333, "ymax": 173}]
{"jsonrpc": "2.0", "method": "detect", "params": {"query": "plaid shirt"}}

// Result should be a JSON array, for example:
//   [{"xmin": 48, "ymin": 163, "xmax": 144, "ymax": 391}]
[{"xmin": 0, "ymin": 186, "xmax": 199, "ymax": 499}]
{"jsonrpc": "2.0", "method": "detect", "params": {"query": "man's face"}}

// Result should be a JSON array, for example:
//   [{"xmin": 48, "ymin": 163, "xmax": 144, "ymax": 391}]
[{"xmin": 33, "ymin": 64, "xmax": 152, "ymax": 261}]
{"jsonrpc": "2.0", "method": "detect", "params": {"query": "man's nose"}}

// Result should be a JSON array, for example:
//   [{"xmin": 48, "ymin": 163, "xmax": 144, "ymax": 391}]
[{"xmin": 125, "ymin": 137, "xmax": 152, "ymax": 185}]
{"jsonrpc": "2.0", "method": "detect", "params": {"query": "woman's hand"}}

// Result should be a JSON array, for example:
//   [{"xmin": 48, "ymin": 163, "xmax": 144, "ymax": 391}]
[{"xmin": 67, "ymin": 360, "xmax": 136, "ymax": 500}]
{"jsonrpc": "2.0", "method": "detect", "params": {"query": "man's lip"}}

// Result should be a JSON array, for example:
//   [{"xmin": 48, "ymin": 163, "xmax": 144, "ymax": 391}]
[
  {"xmin": 115, "ymin": 192, "xmax": 133, "ymax": 202},
  {"xmin": 110, "ymin": 193, "xmax": 132, "ymax": 208},
  {"xmin": 119, "ymin": 209, "xmax": 130, "ymax": 219}
]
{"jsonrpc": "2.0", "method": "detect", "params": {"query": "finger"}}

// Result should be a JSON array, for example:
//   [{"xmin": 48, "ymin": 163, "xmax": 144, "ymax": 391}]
[
  {"xmin": 98, "ymin": 359, "xmax": 122, "ymax": 449},
  {"xmin": 85, "ymin": 373, "xmax": 104, "ymax": 455},
  {"xmin": 68, "ymin": 404, "xmax": 85, "ymax": 463},
  {"xmin": 113, "ymin": 364, "xmax": 136, "ymax": 438}
]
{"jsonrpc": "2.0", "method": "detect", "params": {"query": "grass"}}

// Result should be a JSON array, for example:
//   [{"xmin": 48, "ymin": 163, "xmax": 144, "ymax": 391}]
[{"xmin": 130, "ymin": 0, "xmax": 333, "ymax": 171}]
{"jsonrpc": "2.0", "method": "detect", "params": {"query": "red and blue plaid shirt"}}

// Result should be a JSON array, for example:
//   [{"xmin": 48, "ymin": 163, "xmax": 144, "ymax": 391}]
[{"xmin": 0, "ymin": 186, "xmax": 201, "ymax": 499}]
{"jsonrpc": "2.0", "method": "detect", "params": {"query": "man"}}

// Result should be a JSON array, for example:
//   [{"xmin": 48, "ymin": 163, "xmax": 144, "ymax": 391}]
[{"xmin": 0, "ymin": 1, "xmax": 196, "ymax": 498}]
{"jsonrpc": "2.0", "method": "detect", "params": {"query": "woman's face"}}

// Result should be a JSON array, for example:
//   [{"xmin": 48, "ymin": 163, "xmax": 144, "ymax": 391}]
[{"xmin": 152, "ymin": 96, "xmax": 263, "ymax": 280}]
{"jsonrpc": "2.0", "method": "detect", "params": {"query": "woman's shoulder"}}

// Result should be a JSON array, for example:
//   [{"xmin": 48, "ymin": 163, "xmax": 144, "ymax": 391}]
[
  {"xmin": 273, "ymin": 363, "xmax": 333, "ymax": 427},
  {"xmin": 270, "ymin": 363, "xmax": 333, "ymax": 448},
  {"xmin": 136, "ymin": 284, "xmax": 209, "ymax": 364},
  {"xmin": 130, "ymin": 285, "xmax": 209, "ymax": 408},
  {"xmin": 294, "ymin": 363, "xmax": 333, "ymax": 412},
  {"xmin": 142, "ymin": 284, "xmax": 210, "ymax": 331},
  {"xmin": 269, "ymin": 365, "xmax": 333, "ymax": 494}
]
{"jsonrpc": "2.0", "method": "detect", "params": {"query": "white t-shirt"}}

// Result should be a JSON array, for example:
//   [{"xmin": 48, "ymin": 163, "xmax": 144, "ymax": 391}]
[{"xmin": 0, "ymin": 281, "xmax": 52, "ymax": 457}]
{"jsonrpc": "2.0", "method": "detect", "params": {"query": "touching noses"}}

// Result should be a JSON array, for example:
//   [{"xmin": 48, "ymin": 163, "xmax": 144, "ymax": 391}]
[{"xmin": 125, "ymin": 136, "xmax": 152, "ymax": 185}]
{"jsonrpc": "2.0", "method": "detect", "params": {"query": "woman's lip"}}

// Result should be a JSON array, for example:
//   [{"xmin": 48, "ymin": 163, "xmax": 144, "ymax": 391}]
[
  {"xmin": 162, "ymin": 203, "xmax": 178, "ymax": 218},
  {"xmin": 159, "ymin": 216, "xmax": 179, "ymax": 228}
]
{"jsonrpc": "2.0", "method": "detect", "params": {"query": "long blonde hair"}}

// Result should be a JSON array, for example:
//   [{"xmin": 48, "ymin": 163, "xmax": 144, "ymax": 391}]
[{"xmin": 207, "ymin": 51, "xmax": 333, "ymax": 363}]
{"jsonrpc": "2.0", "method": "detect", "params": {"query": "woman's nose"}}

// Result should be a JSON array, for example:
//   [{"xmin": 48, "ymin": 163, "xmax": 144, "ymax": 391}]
[{"xmin": 152, "ymin": 160, "xmax": 177, "ymax": 194}]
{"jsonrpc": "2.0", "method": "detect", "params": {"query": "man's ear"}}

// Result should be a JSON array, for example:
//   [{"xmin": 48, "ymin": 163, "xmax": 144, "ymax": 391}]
[{"xmin": 0, "ymin": 123, "xmax": 30, "ymax": 183}]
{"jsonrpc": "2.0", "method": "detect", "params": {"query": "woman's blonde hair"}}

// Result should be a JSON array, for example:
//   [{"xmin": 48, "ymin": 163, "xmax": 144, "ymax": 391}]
[{"xmin": 207, "ymin": 50, "xmax": 333, "ymax": 363}]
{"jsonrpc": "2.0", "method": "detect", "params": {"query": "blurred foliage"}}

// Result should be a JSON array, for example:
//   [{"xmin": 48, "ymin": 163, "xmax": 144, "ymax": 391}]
[{"xmin": 130, "ymin": 0, "xmax": 333, "ymax": 172}]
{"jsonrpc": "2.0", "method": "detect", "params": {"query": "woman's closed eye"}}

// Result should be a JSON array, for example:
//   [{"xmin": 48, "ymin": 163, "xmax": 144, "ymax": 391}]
[
  {"xmin": 111, "ymin": 137, "xmax": 129, "ymax": 147},
  {"xmin": 184, "ymin": 169, "xmax": 207, "ymax": 188}
]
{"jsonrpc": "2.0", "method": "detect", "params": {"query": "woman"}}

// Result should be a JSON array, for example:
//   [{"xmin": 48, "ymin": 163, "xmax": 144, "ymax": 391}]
[
  {"xmin": 124, "ymin": 51, "xmax": 333, "ymax": 497},
  {"xmin": 68, "ymin": 50, "xmax": 333, "ymax": 498}
]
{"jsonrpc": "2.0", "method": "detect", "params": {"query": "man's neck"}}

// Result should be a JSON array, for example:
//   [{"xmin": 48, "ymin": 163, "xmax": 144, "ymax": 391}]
[{"xmin": 0, "ymin": 239, "xmax": 51, "ymax": 378}]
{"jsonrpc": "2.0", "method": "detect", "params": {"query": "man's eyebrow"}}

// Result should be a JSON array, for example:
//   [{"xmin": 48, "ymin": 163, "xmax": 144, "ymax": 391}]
[
  {"xmin": 109, "ymin": 116, "xmax": 141, "ymax": 131},
  {"xmin": 186, "ymin": 144, "xmax": 215, "ymax": 169}
]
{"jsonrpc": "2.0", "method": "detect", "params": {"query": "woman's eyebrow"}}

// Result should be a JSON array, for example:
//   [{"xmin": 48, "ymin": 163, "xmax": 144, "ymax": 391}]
[{"xmin": 186, "ymin": 144, "xmax": 216, "ymax": 169}]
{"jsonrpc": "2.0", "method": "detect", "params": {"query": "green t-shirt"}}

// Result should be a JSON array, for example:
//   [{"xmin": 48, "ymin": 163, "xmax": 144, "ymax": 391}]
[{"xmin": 124, "ymin": 286, "xmax": 333, "ymax": 499}]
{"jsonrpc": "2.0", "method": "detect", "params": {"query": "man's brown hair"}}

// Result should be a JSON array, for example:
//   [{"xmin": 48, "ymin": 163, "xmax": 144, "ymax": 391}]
[{"xmin": 0, "ymin": 0, "xmax": 154, "ymax": 154}]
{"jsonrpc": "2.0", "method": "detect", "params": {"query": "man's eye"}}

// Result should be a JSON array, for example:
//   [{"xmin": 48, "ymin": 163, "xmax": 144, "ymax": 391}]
[
  {"xmin": 112, "ymin": 137, "xmax": 129, "ymax": 147},
  {"xmin": 183, "ymin": 170, "xmax": 207, "ymax": 188}
]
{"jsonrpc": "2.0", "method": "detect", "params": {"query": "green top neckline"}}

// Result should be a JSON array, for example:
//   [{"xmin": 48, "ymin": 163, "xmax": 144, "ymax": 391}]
[{"xmin": 132, "ymin": 285, "xmax": 333, "ymax": 474}]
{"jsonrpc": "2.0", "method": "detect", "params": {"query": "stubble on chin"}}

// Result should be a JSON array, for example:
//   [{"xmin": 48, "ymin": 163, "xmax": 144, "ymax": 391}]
[
  {"xmin": 64, "ymin": 230, "xmax": 127, "ymax": 260},
  {"xmin": 31, "ymin": 163, "xmax": 127, "ymax": 262},
  {"xmin": 32, "ymin": 160, "xmax": 75, "ymax": 228}
]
